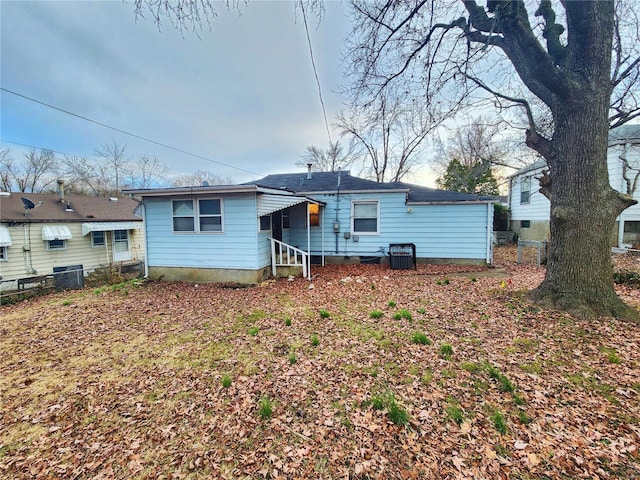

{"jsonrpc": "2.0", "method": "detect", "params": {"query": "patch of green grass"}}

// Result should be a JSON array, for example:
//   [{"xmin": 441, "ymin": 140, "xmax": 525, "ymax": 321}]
[
  {"xmin": 421, "ymin": 369, "xmax": 434, "ymax": 385},
  {"xmin": 513, "ymin": 337, "xmax": 539, "ymax": 352},
  {"xmin": 310, "ymin": 334, "xmax": 320, "ymax": 347},
  {"xmin": 284, "ymin": 317, "xmax": 292, "ymax": 326},
  {"xmin": 247, "ymin": 326, "xmax": 259, "ymax": 336},
  {"xmin": 411, "ymin": 332, "xmax": 431, "ymax": 345},
  {"xmin": 61, "ymin": 299, "xmax": 72, "ymax": 306},
  {"xmin": 221, "ymin": 374, "xmax": 232, "ymax": 388},
  {"xmin": 600, "ymin": 347, "xmax": 622, "ymax": 364},
  {"xmin": 488, "ymin": 365, "xmax": 515, "ymax": 393},
  {"xmin": 288, "ymin": 353, "xmax": 297, "ymax": 365},
  {"xmin": 566, "ymin": 373, "xmax": 618, "ymax": 404},
  {"xmin": 387, "ymin": 397, "xmax": 410, "ymax": 426},
  {"xmin": 369, "ymin": 310, "xmax": 384, "ymax": 319},
  {"xmin": 440, "ymin": 369, "xmax": 457, "ymax": 379},
  {"xmin": 417, "ymin": 307, "xmax": 426, "ymax": 314},
  {"xmin": 461, "ymin": 361, "xmax": 487, "ymax": 374},
  {"xmin": 387, "ymin": 300, "xmax": 396, "ymax": 307},
  {"xmin": 367, "ymin": 391, "xmax": 409, "ymax": 425},
  {"xmin": 247, "ymin": 310, "xmax": 267, "ymax": 322},
  {"xmin": 393, "ymin": 309, "xmax": 412, "ymax": 321},
  {"xmin": 436, "ymin": 278, "xmax": 450, "ymax": 285},
  {"xmin": 494, "ymin": 443, "xmax": 511, "ymax": 458},
  {"xmin": 439, "ymin": 343, "xmax": 454, "ymax": 360},
  {"xmin": 471, "ymin": 277, "xmax": 477, "ymax": 282},
  {"xmin": 445, "ymin": 404, "xmax": 465, "ymax": 425},
  {"xmin": 258, "ymin": 397, "xmax": 272, "ymax": 420},
  {"xmin": 512, "ymin": 393, "xmax": 526, "ymax": 406},
  {"xmin": 490, "ymin": 409, "xmax": 508, "ymax": 434},
  {"xmin": 517, "ymin": 410, "xmax": 533, "ymax": 425},
  {"xmin": 519, "ymin": 361, "xmax": 544, "ymax": 374},
  {"xmin": 319, "ymin": 309, "xmax": 331, "ymax": 319}
]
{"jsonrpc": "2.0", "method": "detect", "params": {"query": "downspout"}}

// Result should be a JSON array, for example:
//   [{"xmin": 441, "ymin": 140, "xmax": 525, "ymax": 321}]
[
  {"xmin": 307, "ymin": 202, "xmax": 311, "ymax": 280},
  {"xmin": 335, "ymin": 170, "xmax": 341, "ymax": 253},
  {"xmin": 321, "ymin": 206, "xmax": 325, "ymax": 266},
  {"xmin": 141, "ymin": 201, "xmax": 149, "ymax": 278},
  {"xmin": 486, "ymin": 202, "xmax": 493, "ymax": 265},
  {"xmin": 618, "ymin": 143, "xmax": 630, "ymax": 246}
]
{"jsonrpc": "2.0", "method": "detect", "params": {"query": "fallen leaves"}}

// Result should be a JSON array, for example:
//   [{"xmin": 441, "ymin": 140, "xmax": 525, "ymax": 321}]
[{"xmin": 1, "ymin": 250, "xmax": 639, "ymax": 479}]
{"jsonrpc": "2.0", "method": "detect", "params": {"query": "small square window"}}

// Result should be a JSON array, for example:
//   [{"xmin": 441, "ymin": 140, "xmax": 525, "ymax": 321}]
[
  {"xmin": 521, "ymin": 220, "xmax": 531, "ymax": 228},
  {"xmin": 92, "ymin": 231, "xmax": 105, "ymax": 247},
  {"xmin": 48, "ymin": 239, "xmax": 66, "ymax": 250},
  {"xmin": 260, "ymin": 215, "xmax": 271, "ymax": 231},
  {"xmin": 0, "ymin": 246, "xmax": 7, "ymax": 261}
]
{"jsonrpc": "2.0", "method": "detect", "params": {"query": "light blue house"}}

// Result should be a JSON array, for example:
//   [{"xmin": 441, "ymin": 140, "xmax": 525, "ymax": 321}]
[{"xmin": 125, "ymin": 171, "xmax": 495, "ymax": 284}]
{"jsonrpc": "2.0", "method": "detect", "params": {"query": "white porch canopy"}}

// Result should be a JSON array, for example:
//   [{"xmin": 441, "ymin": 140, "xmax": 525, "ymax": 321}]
[
  {"xmin": 256, "ymin": 194, "xmax": 313, "ymax": 217},
  {"xmin": 82, "ymin": 221, "xmax": 142, "ymax": 236},
  {"xmin": 0, "ymin": 225, "xmax": 12, "ymax": 246},
  {"xmin": 42, "ymin": 225, "xmax": 73, "ymax": 241}
]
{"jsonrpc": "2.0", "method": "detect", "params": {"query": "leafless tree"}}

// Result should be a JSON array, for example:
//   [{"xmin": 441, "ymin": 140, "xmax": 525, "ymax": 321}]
[
  {"xmin": 295, "ymin": 140, "xmax": 355, "ymax": 172},
  {"xmin": 344, "ymin": 0, "xmax": 640, "ymax": 320},
  {"xmin": 169, "ymin": 169, "xmax": 233, "ymax": 187},
  {"xmin": 0, "ymin": 147, "xmax": 59, "ymax": 193},
  {"xmin": 94, "ymin": 139, "xmax": 131, "ymax": 194},
  {"xmin": 125, "ymin": 154, "xmax": 170, "ymax": 189},
  {"xmin": 337, "ymin": 93, "xmax": 436, "ymax": 182}
]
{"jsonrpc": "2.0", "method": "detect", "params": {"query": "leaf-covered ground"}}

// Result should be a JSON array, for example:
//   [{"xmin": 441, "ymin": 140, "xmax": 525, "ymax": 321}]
[{"xmin": 1, "ymin": 247, "xmax": 639, "ymax": 479}]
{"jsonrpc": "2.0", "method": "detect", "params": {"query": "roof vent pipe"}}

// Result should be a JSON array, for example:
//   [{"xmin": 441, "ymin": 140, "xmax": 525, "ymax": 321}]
[
  {"xmin": 57, "ymin": 179, "xmax": 65, "ymax": 201},
  {"xmin": 307, "ymin": 162, "xmax": 313, "ymax": 180}
]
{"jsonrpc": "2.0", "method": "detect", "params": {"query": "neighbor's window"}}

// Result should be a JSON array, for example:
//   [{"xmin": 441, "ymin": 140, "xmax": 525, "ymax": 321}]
[
  {"xmin": 352, "ymin": 201, "xmax": 379, "ymax": 234},
  {"xmin": 198, "ymin": 199, "xmax": 223, "ymax": 232},
  {"xmin": 521, "ymin": 220, "xmax": 531, "ymax": 228},
  {"xmin": 308, "ymin": 204, "xmax": 320, "ymax": 227},
  {"xmin": 259, "ymin": 215, "xmax": 271, "ymax": 232},
  {"xmin": 520, "ymin": 177, "xmax": 531, "ymax": 204},
  {"xmin": 172, "ymin": 200, "xmax": 195, "ymax": 232},
  {"xmin": 47, "ymin": 239, "xmax": 66, "ymax": 250},
  {"xmin": 0, "ymin": 246, "xmax": 6, "ymax": 261},
  {"xmin": 92, "ymin": 231, "xmax": 105, "ymax": 247}
]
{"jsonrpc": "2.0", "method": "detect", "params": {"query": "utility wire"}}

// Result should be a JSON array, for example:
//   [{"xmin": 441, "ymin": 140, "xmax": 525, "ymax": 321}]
[
  {"xmin": 0, "ymin": 139, "xmax": 89, "ymax": 159},
  {"xmin": 299, "ymin": 1, "xmax": 333, "ymax": 147},
  {"xmin": 0, "ymin": 87, "xmax": 261, "ymax": 176}
]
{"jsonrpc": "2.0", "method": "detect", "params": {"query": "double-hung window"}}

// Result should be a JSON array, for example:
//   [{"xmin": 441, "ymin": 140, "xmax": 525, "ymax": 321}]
[
  {"xmin": 92, "ymin": 231, "xmax": 105, "ymax": 247},
  {"xmin": 352, "ymin": 201, "xmax": 379, "ymax": 235},
  {"xmin": 172, "ymin": 199, "xmax": 223, "ymax": 233},
  {"xmin": 520, "ymin": 177, "xmax": 531, "ymax": 204}
]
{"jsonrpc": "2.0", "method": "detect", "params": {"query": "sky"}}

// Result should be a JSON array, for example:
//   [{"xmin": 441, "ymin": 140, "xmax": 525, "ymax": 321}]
[{"xmin": 0, "ymin": 0, "xmax": 440, "ymax": 186}]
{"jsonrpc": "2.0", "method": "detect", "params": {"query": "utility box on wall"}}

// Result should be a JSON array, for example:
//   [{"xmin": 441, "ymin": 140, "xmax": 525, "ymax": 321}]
[{"xmin": 389, "ymin": 244, "xmax": 416, "ymax": 270}]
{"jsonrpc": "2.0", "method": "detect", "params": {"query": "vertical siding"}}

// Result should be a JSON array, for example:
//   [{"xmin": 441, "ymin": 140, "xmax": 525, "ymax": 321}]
[
  {"xmin": 144, "ymin": 193, "xmax": 261, "ymax": 270},
  {"xmin": 287, "ymin": 192, "xmax": 490, "ymax": 260},
  {"xmin": 0, "ymin": 223, "xmax": 145, "ymax": 281}
]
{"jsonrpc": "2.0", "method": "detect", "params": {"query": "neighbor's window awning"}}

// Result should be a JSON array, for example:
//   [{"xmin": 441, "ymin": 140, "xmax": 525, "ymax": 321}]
[
  {"xmin": 42, "ymin": 225, "xmax": 73, "ymax": 241},
  {"xmin": 0, "ymin": 225, "xmax": 12, "ymax": 247},
  {"xmin": 82, "ymin": 221, "xmax": 142, "ymax": 236},
  {"xmin": 256, "ymin": 194, "xmax": 320, "ymax": 217}
]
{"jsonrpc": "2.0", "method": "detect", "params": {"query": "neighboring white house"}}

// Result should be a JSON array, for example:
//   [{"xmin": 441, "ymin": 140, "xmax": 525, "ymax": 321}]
[{"xmin": 509, "ymin": 124, "xmax": 640, "ymax": 245}]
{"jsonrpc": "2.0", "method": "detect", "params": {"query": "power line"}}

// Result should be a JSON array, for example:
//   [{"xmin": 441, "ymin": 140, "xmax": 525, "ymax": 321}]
[
  {"xmin": 0, "ymin": 139, "xmax": 90, "ymax": 159},
  {"xmin": 299, "ymin": 2, "xmax": 333, "ymax": 147},
  {"xmin": 0, "ymin": 87, "xmax": 262, "ymax": 176}
]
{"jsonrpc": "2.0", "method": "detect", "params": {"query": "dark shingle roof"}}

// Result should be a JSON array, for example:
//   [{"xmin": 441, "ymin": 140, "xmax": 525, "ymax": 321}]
[
  {"xmin": 0, "ymin": 193, "xmax": 141, "ymax": 223},
  {"xmin": 246, "ymin": 172, "xmax": 494, "ymax": 203}
]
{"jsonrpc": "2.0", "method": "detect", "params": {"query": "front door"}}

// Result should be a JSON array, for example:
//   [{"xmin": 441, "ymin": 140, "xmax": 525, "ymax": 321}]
[
  {"xmin": 272, "ymin": 211, "xmax": 283, "ymax": 242},
  {"xmin": 112, "ymin": 230, "xmax": 131, "ymax": 262}
]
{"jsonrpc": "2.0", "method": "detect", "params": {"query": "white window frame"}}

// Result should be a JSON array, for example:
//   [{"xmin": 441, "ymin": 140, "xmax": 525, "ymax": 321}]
[
  {"xmin": 0, "ymin": 246, "xmax": 7, "ymax": 261},
  {"xmin": 259, "ymin": 215, "xmax": 271, "ymax": 232},
  {"xmin": 172, "ymin": 198, "xmax": 224, "ymax": 233},
  {"xmin": 351, "ymin": 200, "xmax": 380, "ymax": 236},
  {"xmin": 520, "ymin": 177, "xmax": 531, "ymax": 204},
  {"xmin": 47, "ymin": 239, "xmax": 67, "ymax": 251},
  {"xmin": 91, "ymin": 231, "xmax": 106, "ymax": 248}
]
